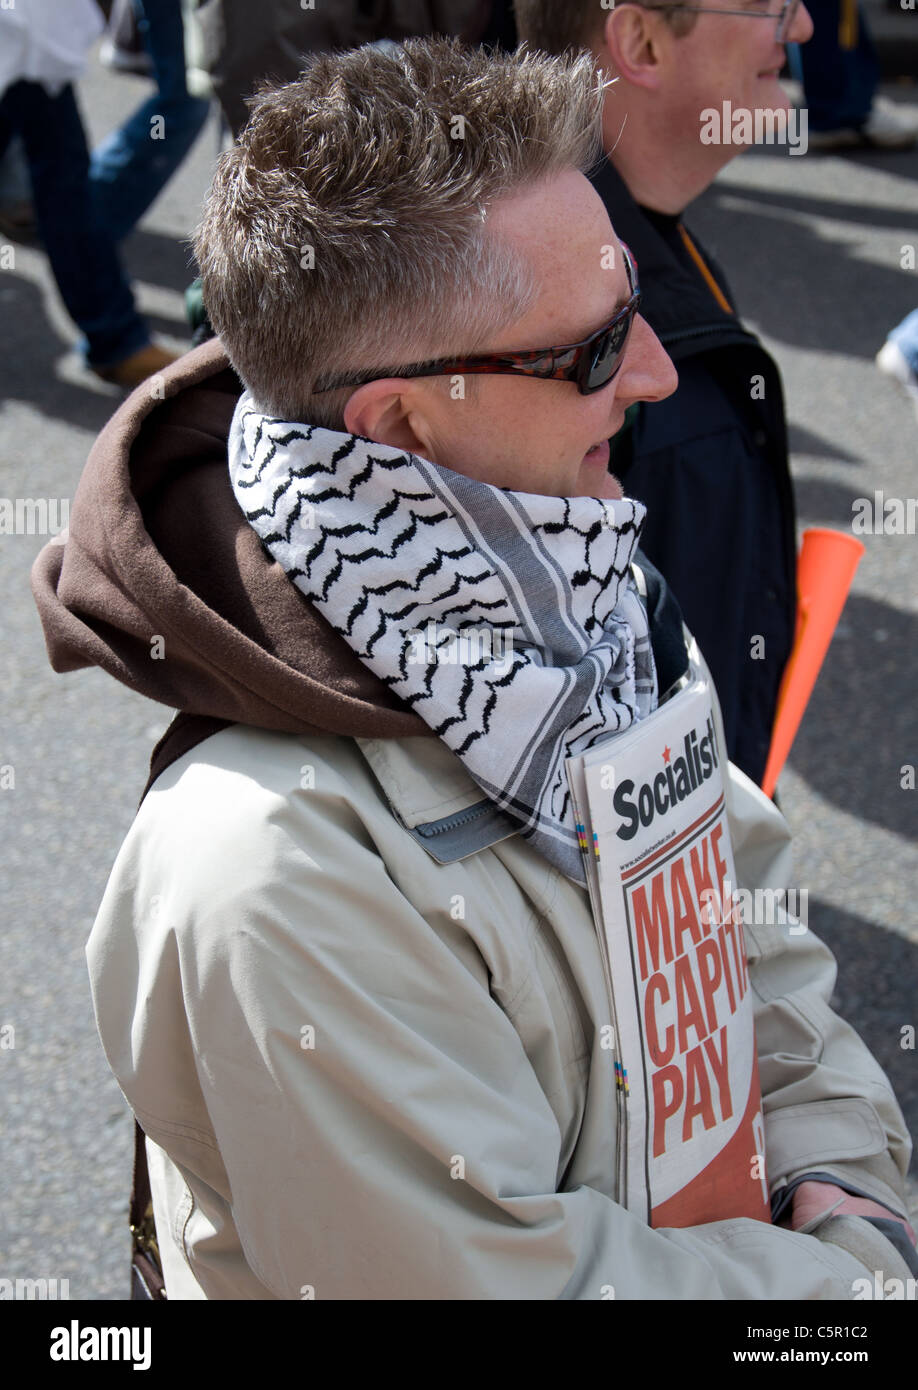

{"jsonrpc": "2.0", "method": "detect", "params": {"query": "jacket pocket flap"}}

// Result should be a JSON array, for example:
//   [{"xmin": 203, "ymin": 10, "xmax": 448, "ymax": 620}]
[{"xmin": 766, "ymin": 1098, "xmax": 888, "ymax": 1182}]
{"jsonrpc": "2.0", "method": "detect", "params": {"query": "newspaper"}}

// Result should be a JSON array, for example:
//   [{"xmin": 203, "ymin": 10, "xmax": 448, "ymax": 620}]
[{"xmin": 566, "ymin": 666, "xmax": 770, "ymax": 1229}]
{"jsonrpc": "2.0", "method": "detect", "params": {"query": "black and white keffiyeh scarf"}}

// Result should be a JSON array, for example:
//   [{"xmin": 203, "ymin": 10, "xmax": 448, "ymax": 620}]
[{"xmin": 229, "ymin": 392, "xmax": 658, "ymax": 887}]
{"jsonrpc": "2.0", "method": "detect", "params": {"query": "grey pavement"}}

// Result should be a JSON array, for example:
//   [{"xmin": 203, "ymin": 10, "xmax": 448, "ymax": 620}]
[{"xmin": 1, "ymin": 43, "xmax": 917, "ymax": 1300}]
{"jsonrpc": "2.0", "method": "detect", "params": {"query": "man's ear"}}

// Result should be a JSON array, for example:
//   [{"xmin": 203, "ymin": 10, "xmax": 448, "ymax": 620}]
[
  {"xmin": 342, "ymin": 378, "xmax": 437, "ymax": 458},
  {"xmin": 600, "ymin": 3, "xmax": 672, "ymax": 90}
]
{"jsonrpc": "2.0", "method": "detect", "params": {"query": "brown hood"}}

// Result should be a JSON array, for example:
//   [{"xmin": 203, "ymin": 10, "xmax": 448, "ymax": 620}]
[{"xmin": 31, "ymin": 338, "xmax": 434, "ymax": 744}]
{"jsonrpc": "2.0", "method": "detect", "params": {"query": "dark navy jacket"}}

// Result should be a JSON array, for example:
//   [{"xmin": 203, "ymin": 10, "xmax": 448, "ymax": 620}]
[{"xmin": 590, "ymin": 159, "xmax": 797, "ymax": 788}]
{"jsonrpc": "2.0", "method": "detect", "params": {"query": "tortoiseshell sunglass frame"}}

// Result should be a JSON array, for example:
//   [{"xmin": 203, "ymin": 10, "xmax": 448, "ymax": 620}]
[{"xmin": 312, "ymin": 243, "xmax": 642, "ymax": 397}]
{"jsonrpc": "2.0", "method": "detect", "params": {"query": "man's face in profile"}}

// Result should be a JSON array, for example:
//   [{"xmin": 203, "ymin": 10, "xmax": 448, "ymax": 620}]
[
  {"xmin": 651, "ymin": 0, "xmax": 814, "ymax": 141},
  {"xmin": 360, "ymin": 168, "xmax": 678, "ymax": 499}
]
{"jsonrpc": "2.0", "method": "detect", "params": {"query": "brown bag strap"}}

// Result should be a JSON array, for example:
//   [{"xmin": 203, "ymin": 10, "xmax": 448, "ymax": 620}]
[
  {"xmin": 131, "ymin": 1118, "xmax": 152, "ymax": 1230},
  {"xmin": 129, "ymin": 712, "xmax": 235, "ymax": 1298},
  {"xmin": 130, "ymin": 1120, "xmax": 167, "ymax": 1300},
  {"xmin": 140, "ymin": 712, "xmax": 233, "ymax": 806}
]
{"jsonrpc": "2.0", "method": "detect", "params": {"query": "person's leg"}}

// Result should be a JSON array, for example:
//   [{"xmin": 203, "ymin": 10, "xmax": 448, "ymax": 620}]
[
  {"xmin": 0, "ymin": 97, "xmax": 15, "ymax": 167},
  {"xmin": 7, "ymin": 79, "xmax": 151, "ymax": 368},
  {"xmin": 0, "ymin": 136, "xmax": 36, "ymax": 239},
  {"xmin": 0, "ymin": 136, "xmax": 31, "ymax": 204},
  {"xmin": 90, "ymin": 0, "xmax": 210, "ymax": 242},
  {"xmin": 798, "ymin": 0, "xmax": 878, "ymax": 131},
  {"xmin": 100, "ymin": 0, "xmax": 153, "ymax": 74}
]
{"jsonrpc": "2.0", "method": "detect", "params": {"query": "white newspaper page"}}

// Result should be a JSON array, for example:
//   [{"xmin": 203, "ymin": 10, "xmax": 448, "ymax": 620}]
[{"xmin": 567, "ymin": 675, "xmax": 770, "ymax": 1229}]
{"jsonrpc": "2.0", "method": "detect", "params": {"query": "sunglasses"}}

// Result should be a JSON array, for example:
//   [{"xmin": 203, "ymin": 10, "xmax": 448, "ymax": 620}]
[{"xmin": 313, "ymin": 242, "xmax": 642, "ymax": 397}]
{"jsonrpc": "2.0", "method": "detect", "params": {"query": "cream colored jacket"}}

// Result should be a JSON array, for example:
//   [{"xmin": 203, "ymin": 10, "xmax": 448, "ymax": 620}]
[{"xmin": 86, "ymin": 692, "xmax": 916, "ymax": 1299}]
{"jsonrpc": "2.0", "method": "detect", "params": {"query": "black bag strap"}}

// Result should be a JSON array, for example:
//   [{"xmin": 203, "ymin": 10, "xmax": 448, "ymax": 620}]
[{"xmin": 129, "ymin": 712, "xmax": 235, "ymax": 1299}]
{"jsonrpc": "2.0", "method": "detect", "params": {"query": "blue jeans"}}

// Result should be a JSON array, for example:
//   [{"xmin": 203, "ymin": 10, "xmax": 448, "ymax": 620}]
[
  {"xmin": 90, "ymin": 0, "xmax": 210, "ymax": 242},
  {"xmin": 797, "ymin": 0, "xmax": 879, "ymax": 131},
  {"xmin": 0, "ymin": 135, "xmax": 31, "ymax": 204},
  {"xmin": 887, "ymin": 309, "xmax": 918, "ymax": 375},
  {"xmin": 0, "ymin": 80, "xmax": 150, "ymax": 368}
]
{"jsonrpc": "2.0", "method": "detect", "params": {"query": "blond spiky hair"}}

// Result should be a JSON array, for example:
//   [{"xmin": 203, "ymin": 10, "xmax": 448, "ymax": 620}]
[{"xmin": 194, "ymin": 37, "xmax": 607, "ymax": 427}]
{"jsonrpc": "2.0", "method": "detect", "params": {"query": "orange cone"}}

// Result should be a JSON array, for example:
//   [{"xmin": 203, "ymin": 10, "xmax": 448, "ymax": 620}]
[{"xmin": 761, "ymin": 528, "xmax": 865, "ymax": 798}]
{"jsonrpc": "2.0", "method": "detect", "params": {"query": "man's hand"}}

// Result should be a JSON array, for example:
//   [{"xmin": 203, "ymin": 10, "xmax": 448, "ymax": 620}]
[{"xmin": 791, "ymin": 1180, "xmax": 917, "ymax": 1246}]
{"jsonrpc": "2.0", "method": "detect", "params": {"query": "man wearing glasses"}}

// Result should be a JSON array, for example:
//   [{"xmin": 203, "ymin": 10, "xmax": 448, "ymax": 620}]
[
  {"xmin": 40, "ymin": 38, "xmax": 917, "ymax": 1299},
  {"xmin": 517, "ymin": 0, "xmax": 812, "ymax": 793}
]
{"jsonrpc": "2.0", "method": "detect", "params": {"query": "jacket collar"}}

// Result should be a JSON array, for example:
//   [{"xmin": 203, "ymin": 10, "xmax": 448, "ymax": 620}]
[
  {"xmin": 587, "ymin": 157, "xmax": 750, "ymax": 350},
  {"xmin": 355, "ymin": 556, "xmax": 691, "ymax": 867},
  {"xmin": 355, "ymin": 733, "xmax": 520, "ymax": 863}
]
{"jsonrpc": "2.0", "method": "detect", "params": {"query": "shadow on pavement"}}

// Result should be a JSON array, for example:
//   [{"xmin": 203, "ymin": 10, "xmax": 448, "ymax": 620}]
[
  {"xmin": 788, "ymin": 422, "xmax": 862, "ymax": 463},
  {"xmin": 122, "ymin": 226, "xmax": 200, "ymax": 299},
  {"xmin": 1, "ymin": 275, "xmax": 125, "ymax": 434},
  {"xmin": 792, "ymin": 474, "xmax": 868, "ymax": 526},
  {"xmin": 2, "ymin": 257, "xmax": 192, "ymax": 433},
  {"xmin": 718, "ymin": 168, "xmax": 918, "ymax": 232},
  {"xmin": 787, "ymin": 591, "xmax": 918, "ymax": 840},
  {"xmin": 691, "ymin": 176, "xmax": 918, "ymax": 360}
]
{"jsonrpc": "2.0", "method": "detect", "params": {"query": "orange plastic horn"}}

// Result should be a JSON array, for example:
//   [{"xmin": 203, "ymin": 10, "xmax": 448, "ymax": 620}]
[{"xmin": 761, "ymin": 528, "xmax": 865, "ymax": 799}]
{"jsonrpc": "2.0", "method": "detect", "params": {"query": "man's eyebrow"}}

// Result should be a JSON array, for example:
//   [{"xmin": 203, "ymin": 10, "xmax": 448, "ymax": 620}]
[
  {"xmin": 562, "ymin": 283, "xmax": 631, "ymax": 347},
  {"xmin": 497, "ymin": 247, "xmax": 633, "ymax": 353},
  {"xmin": 560, "ymin": 246, "xmax": 632, "ymax": 344}
]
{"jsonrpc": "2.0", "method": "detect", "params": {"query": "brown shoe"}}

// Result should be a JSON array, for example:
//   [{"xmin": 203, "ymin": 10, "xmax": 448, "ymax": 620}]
[
  {"xmin": 93, "ymin": 343, "xmax": 181, "ymax": 389},
  {"xmin": 0, "ymin": 199, "xmax": 37, "ymax": 241}
]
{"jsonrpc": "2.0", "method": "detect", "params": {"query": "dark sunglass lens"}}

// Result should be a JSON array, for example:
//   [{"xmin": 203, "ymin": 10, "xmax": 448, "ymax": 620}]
[{"xmin": 586, "ymin": 319, "xmax": 629, "ymax": 390}]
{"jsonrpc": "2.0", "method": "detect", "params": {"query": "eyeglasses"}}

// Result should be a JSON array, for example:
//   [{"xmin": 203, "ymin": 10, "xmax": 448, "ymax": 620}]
[
  {"xmin": 640, "ymin": 0, "xmax": 802, "ymax": 42},
  {"xmin": 313, "ymin": 242, "xmax": 642, "ymax": 398}
]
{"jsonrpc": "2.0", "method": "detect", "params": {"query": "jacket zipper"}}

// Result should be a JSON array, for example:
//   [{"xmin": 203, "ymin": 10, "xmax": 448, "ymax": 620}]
[
  {"xmin": 413, "ymin": 801, "xmax": 494, "ymax": 838},
  {"xmin": 659, "ymin": 321, "xmax": 759, "ymax": 350}
]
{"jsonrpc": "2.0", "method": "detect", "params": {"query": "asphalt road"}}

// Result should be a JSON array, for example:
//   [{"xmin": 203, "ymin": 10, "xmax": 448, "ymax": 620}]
[{"xmin": 1, "ymin": 48, "xmax": 917, "ymax": 1299}]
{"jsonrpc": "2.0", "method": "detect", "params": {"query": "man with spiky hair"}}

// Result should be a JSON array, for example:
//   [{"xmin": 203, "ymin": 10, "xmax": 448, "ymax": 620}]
[
  {"xmin": 515, "ymin": 0, "xmax": 813, "ymax": 791},
  {"xmin": 35, "ymin": 38, "xmax": 916, "ymax": 1300}
]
